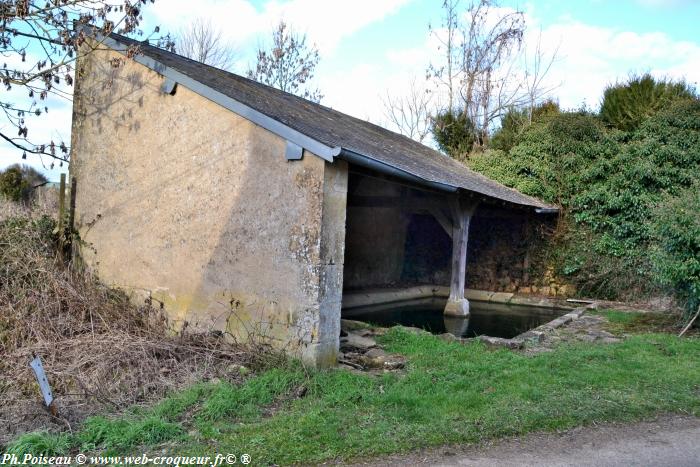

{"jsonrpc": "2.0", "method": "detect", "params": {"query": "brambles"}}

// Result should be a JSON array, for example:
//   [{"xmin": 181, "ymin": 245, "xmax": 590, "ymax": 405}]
[{"xmin": 0, "ymin": 201, "xmax": 271, "ymax": 444}]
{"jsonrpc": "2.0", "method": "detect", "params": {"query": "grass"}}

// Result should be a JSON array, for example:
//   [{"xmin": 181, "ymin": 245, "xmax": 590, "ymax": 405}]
[
  {"xmin": 5, "ymin": 328, "xmax": 699, "ymax": 465},
  {"xmin": 5, "ymin": 432, "xmax": 71, "ymax": 457},
  {"xmin": 594, "ymin": 309, "xmax": 682, "ymax": 334}
]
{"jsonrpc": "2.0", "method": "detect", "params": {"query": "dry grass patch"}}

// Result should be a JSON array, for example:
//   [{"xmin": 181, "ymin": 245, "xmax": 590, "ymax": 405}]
[{"xmin": 0, "ymin": 200, "xmax": 272, "ymax": 444}]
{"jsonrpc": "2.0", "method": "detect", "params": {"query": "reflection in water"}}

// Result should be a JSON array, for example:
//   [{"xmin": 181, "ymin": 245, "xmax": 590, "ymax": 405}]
[
  {"xmin": 343, "ymin": 298, "xmax": 566, "ymax": 339},
  {"xmin": 443, "ymin": 315, "xmax": 470, "ymax": 336}
]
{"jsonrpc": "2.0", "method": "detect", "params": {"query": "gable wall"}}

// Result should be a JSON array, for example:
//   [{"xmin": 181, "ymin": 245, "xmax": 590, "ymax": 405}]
[{"xmin": 70, "ymin": 47, "xmax": 347, "ymax": 366}]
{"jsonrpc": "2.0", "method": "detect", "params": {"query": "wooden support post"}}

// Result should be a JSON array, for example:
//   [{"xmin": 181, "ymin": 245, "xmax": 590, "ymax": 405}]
[
  {"xmin": 444, "ymin": 196, "xmax": 478, "ymax": 317},
  {"xmin": 57, "ymin": 173, "xmax": 66, "ymax": 240}
]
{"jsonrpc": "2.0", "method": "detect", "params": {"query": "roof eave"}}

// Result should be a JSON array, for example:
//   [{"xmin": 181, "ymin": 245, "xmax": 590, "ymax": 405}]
[
  {"xmin": 338, "ymin": 148, "xmax": 458, "ymax": 193},
  {"xmin": 89, "ymin": 29, "xmax": 559, "ymax": 213},
  {"xmin": 94, "ymin": 31, "xmax": 341, "ymax": 162}
]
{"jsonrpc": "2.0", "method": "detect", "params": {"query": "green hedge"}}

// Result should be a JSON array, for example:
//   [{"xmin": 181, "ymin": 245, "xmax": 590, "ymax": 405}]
[{"xmin": 466, "ymin": 98, "xmax": 700, "ymax": 306}]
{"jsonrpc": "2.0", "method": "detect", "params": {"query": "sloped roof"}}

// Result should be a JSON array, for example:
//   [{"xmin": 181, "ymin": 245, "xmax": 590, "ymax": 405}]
[{"xmin": 105, "ymin": 33, "xmax": 556, "ymax": 211}]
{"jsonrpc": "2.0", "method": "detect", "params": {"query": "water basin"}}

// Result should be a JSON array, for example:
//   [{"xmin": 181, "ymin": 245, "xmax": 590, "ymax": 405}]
[{"xmin": 342, "ymin": 297, "xmax": 567, "ymax": 339}]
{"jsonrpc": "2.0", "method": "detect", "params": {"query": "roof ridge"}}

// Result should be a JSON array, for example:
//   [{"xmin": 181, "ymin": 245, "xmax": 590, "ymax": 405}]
[{"xmin": 104, "ymin": 32, "xmax": 557, "ymax": 211}]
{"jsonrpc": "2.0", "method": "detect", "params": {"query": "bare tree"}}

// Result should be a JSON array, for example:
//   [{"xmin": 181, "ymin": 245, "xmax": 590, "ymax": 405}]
[
  {"xmin": 247, "ymin": 21, "xmax": 322, "ymax": 103},
  {"xmin": 382, "ymin": 77, "xmax": 435, "ymax": 143},
  {"xmin": 428, "ymin": 0, "xmax": 461, "ymax": 114},
  {"xmin": 175, "ymin": 18, "xmax": 236, "ymax": 70},
  {"xmin": 459, "ymin": 0, "xmax": 525, "ymax": 145},
  {"xmin": 522, "ymin": 30, "xmax": 560, "ymax": 123},
  {"xmin": 428, "ymin": 0, "xmax": 557, "ymax": 150},
  {"xmin": 0, "ymin": 1, "xmax": 165, "ymax": 165}
]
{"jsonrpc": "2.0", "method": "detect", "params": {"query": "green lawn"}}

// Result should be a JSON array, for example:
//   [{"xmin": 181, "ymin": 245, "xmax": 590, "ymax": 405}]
[{"xmin": 7, "ymin": 325, "xmax": 700, "ymax": 465}]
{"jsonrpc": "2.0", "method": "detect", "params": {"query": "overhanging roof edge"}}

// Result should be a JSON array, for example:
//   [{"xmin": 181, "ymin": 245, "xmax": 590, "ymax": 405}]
[
  {"xmin": 85, "ymin": 29, "xmax": 558, "ymax": 212},
  {"xmin": 94, "ymin": 32, "xmax": 339, "ymax": 162},
  {"xmin": 339, "ymin": 149, "xmax": 559, "ymax": 211},
  {"xmin": 338, "ymin": 149, "xmax": 458, "ymax": 193}
]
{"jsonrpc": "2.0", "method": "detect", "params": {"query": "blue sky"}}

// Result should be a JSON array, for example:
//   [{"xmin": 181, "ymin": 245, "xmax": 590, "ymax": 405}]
[{"xmin": 3, "ymin": 0, "xmax": 699, "ymax": 181}]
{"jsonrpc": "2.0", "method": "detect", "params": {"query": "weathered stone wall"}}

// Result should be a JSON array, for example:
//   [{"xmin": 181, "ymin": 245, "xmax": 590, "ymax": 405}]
[
  {"xmin": 466, "ymin": 207, "xmax": 571, "ymax": 297},
  {"xmin": 401, "ymin": 213, "xmax": 451, "ymax": 285},
  {"xmin": 343, "ymin": 190, "xmax": 566, "ymax": 297},
  {"xmin": 465, "ymin": 207, "xmax": 539, "ymax": 292},
  {"xmin": 70, "ymin": 47, "xmax": 347, "ymax": 366}
]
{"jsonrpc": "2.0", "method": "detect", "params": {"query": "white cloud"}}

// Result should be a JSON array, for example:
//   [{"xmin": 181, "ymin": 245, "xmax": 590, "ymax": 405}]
[
  {"xmin": 375, "ymin": 7, "xmax": 700, "ymax": 116},
  {"xmin": 148, "ymin": 0, "xmax": 411, "ymax": 55},
  {"xmin": 537, "ymin": 20, "xmax": 700, "ymax": 109},
  {"xmin": 6, "ymin": 1, "xmax": 700, "ymax": 180}
]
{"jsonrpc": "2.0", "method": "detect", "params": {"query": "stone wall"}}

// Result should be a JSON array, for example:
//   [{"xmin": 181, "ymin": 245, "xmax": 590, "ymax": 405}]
[
  {"xmin": 343, "ymin": 192, "xmax": 568, "ymax": 298},
  {"xmin": 467, "ymin": 207, "xmax": 545, "ymax": 293},
  {"xmin": 70, "ymin": 46, "xmax": 348, "ymax": 367}
]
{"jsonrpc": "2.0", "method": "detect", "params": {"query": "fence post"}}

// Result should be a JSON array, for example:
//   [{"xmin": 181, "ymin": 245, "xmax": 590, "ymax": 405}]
[
  {"xmin": 57, "ymin": 174, "xmax": 66, "ymax": 250},
  {"xmin": 68, "ymin": 177, "xmax": 77, "ymax": 254}
]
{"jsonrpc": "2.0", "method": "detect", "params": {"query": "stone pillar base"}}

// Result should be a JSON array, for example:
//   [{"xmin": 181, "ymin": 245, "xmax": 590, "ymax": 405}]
[
  {"xmin": 300, "ymin": 340, "xmax": 339, "ymax": 369},
  {"xmin": 444, "ymin": 298, "xmax": 470, "ymax": 317}
]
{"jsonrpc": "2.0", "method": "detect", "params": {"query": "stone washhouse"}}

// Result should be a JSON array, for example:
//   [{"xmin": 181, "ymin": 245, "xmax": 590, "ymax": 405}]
[{"xmin": 70, "ymin": 31, "xmax": 557, "ymax": 367}]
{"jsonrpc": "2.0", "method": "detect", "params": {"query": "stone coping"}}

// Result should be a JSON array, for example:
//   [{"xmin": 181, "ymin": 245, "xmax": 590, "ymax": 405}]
[
  {"xmin": 342, "ymin": 285, "xmax": 574, "ymax": 311},
  {"xmin": 434, "ymin": 306, "xmax": 589, "ymax": 349}
]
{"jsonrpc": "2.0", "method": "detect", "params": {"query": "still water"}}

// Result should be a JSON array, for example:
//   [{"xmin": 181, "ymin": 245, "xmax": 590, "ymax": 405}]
[{"xmin": 343, "ymin": 297, "xmax": 566, "ymax": 339}]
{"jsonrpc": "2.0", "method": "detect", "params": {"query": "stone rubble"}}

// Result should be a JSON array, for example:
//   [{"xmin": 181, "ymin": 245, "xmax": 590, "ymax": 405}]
[
  {"xmin": 338, "ymin": 305, "xmax": 630, "ymax": 367},
  {"xmin": 338, "ymin": 320, "xmax": 407, "ymax": 372}
]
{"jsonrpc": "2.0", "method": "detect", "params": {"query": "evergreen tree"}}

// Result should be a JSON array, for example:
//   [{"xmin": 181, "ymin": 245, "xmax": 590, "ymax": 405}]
[
  {"xmin": 600, "ymin": 74, "xmax": 696, "ymax": 131},
  {"xmin": 431, "ymin": 110, "xmax": 476, "ymax": 156}
]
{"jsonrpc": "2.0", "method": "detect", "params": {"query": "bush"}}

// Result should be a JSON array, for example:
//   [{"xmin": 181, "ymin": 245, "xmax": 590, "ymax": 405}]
[
  {"xmin": 0, "ymin": 164, "xmax": 47, "ymax": 202},
  {"xmin": 467, "ymin": 98, "xmax": 700, "ymax": 302},
  {"xmin": 600, "ymin": 73, "xmax": 696, "ymax": 132},
  {"xmin": 652, "ymin": 184, "xmax": 700, "ymax": 316},
  {"xmin": 490, "ymin": 107, "xmax": 528, "ymax": 152},
  {"xmin": 431, "ymin": 109, "xmax": 476, "ymax": 156},
  {"xmin": 490, "ymin": 100, "xmax": 561, "ymax": 152},
  {"xmin": 0, "ymin": 167, "xmax": 28, "ymax": 202},
  {"xmin": 468, "ymin": 111, "xmax": 618, "ymax": 205},
  {"xmin": 574, "ymin": 99, "xmax": 700, "ymax": 247}
]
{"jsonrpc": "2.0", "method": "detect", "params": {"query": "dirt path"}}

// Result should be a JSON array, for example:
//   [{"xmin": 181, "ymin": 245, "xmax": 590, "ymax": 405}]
[{"xmin": 345, "ymin": 414, "xmax": 700, "ymax": 467}]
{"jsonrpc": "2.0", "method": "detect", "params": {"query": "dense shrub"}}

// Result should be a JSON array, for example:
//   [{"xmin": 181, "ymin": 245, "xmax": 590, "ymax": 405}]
[
  {"xmin": 490, "ymin": 108, "xmax": 528, "ymax": 152},
  {"xmin": 0, "ymin": 164, "xmax": 47, "ymax": 202},
  {"xmin": 0, "ymin": 167, "xmax": 28, "ymax": 202},
  {"xmin": 467, "ymin": 97, "xmax": 700, "ymax": 303},
  {"xmin": 574, "ymin": 99, "xmax": 700, "ymax": 247},
  {"xmin": 491, "ymin": 100, "xmax": 561, "ymax": 152},
  {"xmin": 600, "ymin": 73, "xmax": 696, "ymax": 132},
  {"xmin": 469, "ymin": 112, "xmax": 619, "ymax": 205},
  {"xmin": 651, "ymin": 184, "xmax": 700, "ymax": 316},
  {"xmin": 431, "ymin": 109, "xmax": 476, "ymax": 156}
]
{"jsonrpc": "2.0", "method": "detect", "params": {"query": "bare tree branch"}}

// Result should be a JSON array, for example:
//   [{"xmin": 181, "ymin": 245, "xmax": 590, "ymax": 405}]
[
  {"xmin": 427, "ymin": 0, "xmax": 558, "ymax": 151},
  {"xmin": 382, "ymin": 77, "xmax": 435, "ymax": 143},
  {"xmin": 247, "ymin": 21, "xmax": 323, "ymax": 103},
  {"xmin": 0, "ymin": 0, "xmax": 166, "ymax": 164},
  {"xmin": 523, "ymin": 29, "xmax": 561, "ymax": 122},
  {"xmin": 175, "ymin": 18, "xmax": 237, "ymax": 71},
  {"xmin": 428, "ymin": 0, "xmax": 461, "ymax": 114}
]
